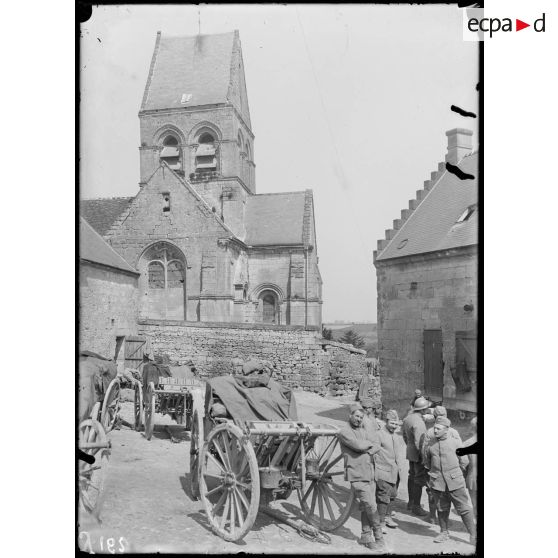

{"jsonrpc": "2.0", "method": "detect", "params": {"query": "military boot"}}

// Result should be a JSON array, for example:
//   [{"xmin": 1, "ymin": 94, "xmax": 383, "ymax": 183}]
[
  {"xmin": 384, "ymin": 508, "xmax": 398, "ymax": 529},
  {"xmin": 377, "ymin": 502, "xmax": 388, "ymax": 534},
  {"xmin": 406, "ymin": 477, "xmax": 414, "ymax": 510},
  {"xmin": 366, "ymin": 525, "xmax": 388, "ymax": 554},
  {"xmin": 461, "ymin": 508, "xmax": 477, "ymax": 542}
]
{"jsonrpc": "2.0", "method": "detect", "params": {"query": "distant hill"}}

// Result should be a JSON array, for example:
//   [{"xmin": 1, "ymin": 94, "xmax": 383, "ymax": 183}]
[{"xmin": 322, "ymin": 323, "xmax": 378, "ymax": 357}]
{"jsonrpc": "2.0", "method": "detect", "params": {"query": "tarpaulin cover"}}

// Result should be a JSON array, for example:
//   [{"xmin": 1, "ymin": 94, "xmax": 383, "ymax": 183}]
[
  {"xmin": 207, "ymin": 375, "xmax": 298, "ymax": 422},
  {"xmin": 78, "ymin": 354, "xmax": 118, "ymax": 422}
]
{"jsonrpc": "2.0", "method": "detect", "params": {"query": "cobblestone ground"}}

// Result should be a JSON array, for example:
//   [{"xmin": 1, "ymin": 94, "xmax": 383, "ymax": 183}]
[{"xmin": 78, "ymin": 391, "xmax": 476, "ymax": 555}]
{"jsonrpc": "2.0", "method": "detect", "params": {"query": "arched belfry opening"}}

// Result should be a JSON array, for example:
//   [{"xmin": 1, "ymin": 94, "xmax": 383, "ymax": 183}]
[
  {"xmin": 160, "ymin": 133, "xmax": 182, "ymax": 170},
  {"xmin": 139, "ymin": 242, "xmax": 187, "ymax": 320}
]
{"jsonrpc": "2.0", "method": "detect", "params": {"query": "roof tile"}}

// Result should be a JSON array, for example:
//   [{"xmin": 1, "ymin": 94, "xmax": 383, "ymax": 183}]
[
  {"xmin": 245, "ymin": 192, "xmax": 308, "ymax": 246},
  {"xmin": 80, "ymin": 197, "xmax": 134, "ymax": 236},
  {"xmin": 376, "ymin": 153, "xmax": 478, "ymax": 261},
  {"xmin": 142, "ymin": 32, "xmax": 235, "ymax": 111},
  {"xmin": 79, "ymin": 217, "xmax": 138, "ymax": 274}
]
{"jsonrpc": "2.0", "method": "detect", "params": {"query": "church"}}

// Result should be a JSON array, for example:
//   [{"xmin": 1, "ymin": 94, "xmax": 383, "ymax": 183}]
[{"xmin": 81, "ymin": 30, "xmax": 322, "ymax": 328}]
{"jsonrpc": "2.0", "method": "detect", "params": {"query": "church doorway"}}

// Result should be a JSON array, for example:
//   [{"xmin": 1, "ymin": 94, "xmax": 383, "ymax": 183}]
[
  {"xmin": 140, "ymin": 242, "xmax": 186, "ymax": 320},
  {"xmin": 259, "ymin": 290, "xmax": 279, "ymax": 324}
]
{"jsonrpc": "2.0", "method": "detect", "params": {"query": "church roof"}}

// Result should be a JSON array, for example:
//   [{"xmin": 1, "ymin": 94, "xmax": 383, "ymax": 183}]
[
  {"xmin": 245, "ymin": 191, "xmax": 309, "ymax": 246},
  {"xmin": 141, "ymin": 31, "xmax": 249, "ymax": 121},
  {"xmin": 376, "ymin": 152, "xmax": 478, "ymax": 261},
  {"xmin": 79, "ymin": 217, "xmax": 138, "ymax": 275},
  {"xmin": 80, "ymin": 197, "xmax": 134, "ymax": 236}
]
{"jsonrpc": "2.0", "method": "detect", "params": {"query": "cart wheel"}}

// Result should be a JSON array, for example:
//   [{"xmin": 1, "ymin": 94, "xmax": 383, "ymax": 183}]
[
  {"xmin": 90, "ymin": 402, "xmax": 101, "ymax": 422},
  {"xmin": 134, "ymin": 381, "xmax": 143, "ymax": 431},
  {"xmin": 199, "ymin": 423, "xmax": 260, "ymax": 541},
  {"xmin": 78, "ymin": 419, "xmax": 110, "ymax": 515},
  {"xmin": 101, "ymin": 378, "xmax": 121, "ymax": 433},
  {"xmin": 144, "ymin": 382, "xmax": 156, "ymax": 440},
  {"xmin": 189, "ymin": 409, "xmax": 203, "ymax": 500},
  {"xmin": 297, "ymin": 434, "xmax": 355, "ymax": 532}
]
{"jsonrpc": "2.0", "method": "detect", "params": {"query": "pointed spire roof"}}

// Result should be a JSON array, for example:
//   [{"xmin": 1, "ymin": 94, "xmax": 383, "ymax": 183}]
[{"xmin": 140, "ymin": 31, "xmax": 251, "ymax": 127}]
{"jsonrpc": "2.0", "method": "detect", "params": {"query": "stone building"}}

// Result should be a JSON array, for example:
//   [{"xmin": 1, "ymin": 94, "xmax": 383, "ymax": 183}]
[
  {"xmin": 78, "ymin": 31, "xmax": 378, "ymax": 401},
  {"xmin": 79, "ymin": 217, "xmax": 139, "ymax": 358},
  {"xmin": 81, "ymin": 31, "xmax": 322, "ymax": 328},
  {"xmin": 373, "ymin": 129, "xmax": 477, "ymax": 417}
]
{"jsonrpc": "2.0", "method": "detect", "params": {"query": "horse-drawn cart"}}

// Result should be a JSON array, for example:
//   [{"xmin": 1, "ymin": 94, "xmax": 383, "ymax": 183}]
[
  {"xmin": 189, "ymin": 374, "xmax": 355, "ymax": 542},
  {"xmin": 78, "ymin": 352, "xmax": 116, "ymax": 516},
  {"xmin": 142, "ymin": 363, "xmax": 205, "ymax": 441}
]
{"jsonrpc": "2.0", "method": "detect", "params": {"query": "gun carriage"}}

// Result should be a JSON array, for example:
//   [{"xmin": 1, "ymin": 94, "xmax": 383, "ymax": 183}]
[{"xmin": 189, "ymin": 374, "xmax": 355, "ymax": 541}]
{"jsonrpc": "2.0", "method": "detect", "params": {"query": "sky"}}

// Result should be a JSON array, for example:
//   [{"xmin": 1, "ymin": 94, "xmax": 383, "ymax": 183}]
[{"xmin": 80, "ymin": 4, "xmax": 479, "ymax": 323}]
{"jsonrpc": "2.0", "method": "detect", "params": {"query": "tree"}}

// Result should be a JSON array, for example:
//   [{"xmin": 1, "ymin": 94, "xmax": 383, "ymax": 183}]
[
  {"xmin": 339, "ymin": 329, "xmax": 365, "ymax": 349},
  {"xmin": 322, "ymin": 326, "xmax": 333, "ymax": 340}
]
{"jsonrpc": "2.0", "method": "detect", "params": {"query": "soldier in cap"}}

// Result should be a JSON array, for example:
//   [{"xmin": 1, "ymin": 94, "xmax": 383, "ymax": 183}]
[
  {"xmin": 374, "ymin": 409, "xmax": 402, "ymax": 533},
  {"xmin": 339, "ymin": 403, "xmax": 386, "ymax": 552},
  {"xmin": 401, "ymin": 396, "xmax": 430, "ymax": 516},
  {"xmin": 424, "ymin": 416, "xmax": 476, "ymax": 545},
  {"xmin": 422, "ymin": 406, "xmax": 462, "ymax": 462},
  {"xmin": 360, "ymin": 397, "xmax": 381, "ymax": 441},
  {"xmin": 421, "ymin": 406, "xmax": 462, "ymax": 523}
]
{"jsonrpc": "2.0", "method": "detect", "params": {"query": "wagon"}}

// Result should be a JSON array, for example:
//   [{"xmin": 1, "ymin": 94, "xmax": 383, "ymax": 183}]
[
  {"xmin": 189, "ymin": 375, "xmax": 356, "ymax": 542},
  {"xmin": 78, "ymin": 353, "xmax": 115, "ymax": 516},
  {"xmin": 142, "ymin": 364, "xmax": 205, "ymax": 441}
]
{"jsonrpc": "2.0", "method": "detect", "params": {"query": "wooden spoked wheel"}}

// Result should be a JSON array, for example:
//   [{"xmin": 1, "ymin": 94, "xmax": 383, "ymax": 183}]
[
  {"xmin": 199, "ymin": 423, "xmax": 260, "ymax": 541},
  {"xmin": 189, "ymin": 409, "xmax": 203, "ymax": 500},
  {"xmin": 78, "ymin": 419, "xmax": 110, "ymax": 515},
  {"xmin": 90, "ymin": 401, "xmax": 102, "ymax": 422},
  {"xmin": 297, "ymin": 434, "xmax": 355, "ymax": 531},
  {"xmin": 100, "ymin": 378, "xmax": 121, "ymax": 432},
  {"xmin": 144, "ymin": 382, "xmax": 156, "ymax": 440},
  {"xmin": 134, "ymin": 381, "xmax": 143, "ymax": 431}
]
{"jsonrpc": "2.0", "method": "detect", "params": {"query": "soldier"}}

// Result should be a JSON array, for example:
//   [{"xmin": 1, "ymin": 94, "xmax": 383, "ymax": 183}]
[
  {"xmin": 374, "ymin": 410, "xmax": 402, "ymax": 533},
  {"xmin": 339, "ymin": 404, "xmax": 386, "ymax": 553},
  {"xmin": 421, "ymin": 406, "xmax": 462, "ymax": 524},
  {"xmin": 360, "ymin": 397, "xmax": 381, "ymax": 439},
  {"xmin": 402, "ymin": 396, "xmax": 430, "ymax": 516},
  {"xmin": 411, "ymin": 389, "xmax": 422, "ymax": 406},
  {"xmin": 422, "ymin": 406, "xmax": 462, "ymax": 461},
  {"xmin": 424, "ymin": 417, "xmax": 476, "ymax": 545}
]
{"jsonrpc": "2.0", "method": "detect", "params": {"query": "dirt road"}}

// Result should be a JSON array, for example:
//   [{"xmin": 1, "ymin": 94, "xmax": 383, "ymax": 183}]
[{"xmin": 78, "ymin": 391, "xmax": 475, "ymax": 554}]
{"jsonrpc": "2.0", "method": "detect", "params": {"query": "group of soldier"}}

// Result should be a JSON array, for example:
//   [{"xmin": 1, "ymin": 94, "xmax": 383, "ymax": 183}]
[{"xmin": 339, "ymin": 391, "xmax": 477, "ymax": 553}]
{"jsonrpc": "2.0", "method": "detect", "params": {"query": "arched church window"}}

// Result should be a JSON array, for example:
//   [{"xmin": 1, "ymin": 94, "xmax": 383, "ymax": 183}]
[
  {"xmin": 195, "ymin": 132, "xmax": 217, "ymax": 173},
  {"xmin": 167, "ymin": 260, "xmax": 185, "ymax": 288},
  {"xmin": 160, "ymin": 134, "xmax": 181, "ymax": 170},
  {"xmin": 141, "ymin": 242, "xmax": 187, "ymax": 320},
  {"xmin": 148, "ymin": 261, "xmax": 165, "ymax": 289}
]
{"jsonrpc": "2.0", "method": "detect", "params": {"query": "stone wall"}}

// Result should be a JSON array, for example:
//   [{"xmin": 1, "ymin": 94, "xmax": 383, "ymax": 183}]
[
  {"xmin": 375, "ymin": 247, "xmax": 477, "ymax": 416},
  {"xmin": 79, "ymin": 263, "xmax": 139, "ymax": 359},
  {"xmin": 137, "ymin": 320, "xmax": 380, "ymax": 402}
]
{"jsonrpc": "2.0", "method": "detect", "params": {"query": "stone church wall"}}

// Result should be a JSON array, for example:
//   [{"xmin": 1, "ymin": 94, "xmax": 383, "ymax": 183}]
[
  {"xmin": 79, "ymin": 263, "xmax": 139, "ymax": 359},
  {"xmin": 376, "ymin": 247, "xmax": 477, "ymax": 417},
  {"xmin": 137, "ymin": 320, "xmax": 380, "ymax": 402}
]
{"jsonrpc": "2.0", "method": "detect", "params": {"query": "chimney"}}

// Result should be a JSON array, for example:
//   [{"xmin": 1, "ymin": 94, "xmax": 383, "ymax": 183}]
[{"xmin": 445, "ymin": 128, "xmax": 473, "ymax": 164}]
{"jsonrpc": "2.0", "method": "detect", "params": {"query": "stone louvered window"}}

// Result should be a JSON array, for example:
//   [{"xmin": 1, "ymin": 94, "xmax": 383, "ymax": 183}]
[
  {"xmin": 195, "ymin": 132, "xmax": 217, "ymax": 172},
  {"xmin": 160, "ymin": 135, "xmax": 181, "ymax": 170}
]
